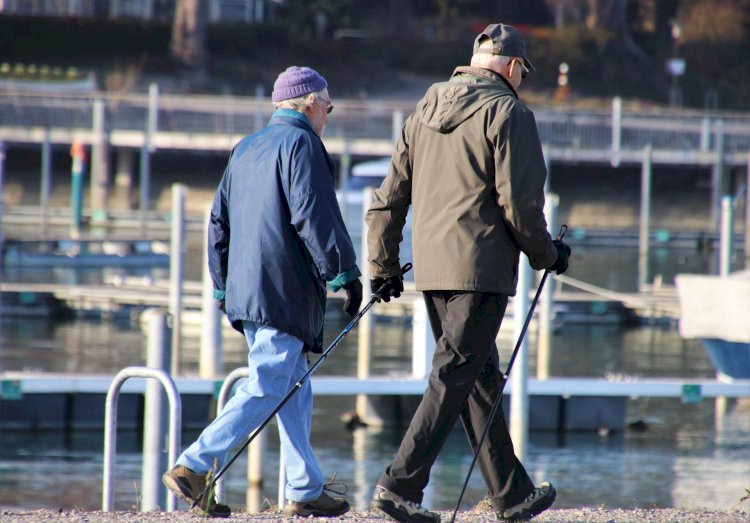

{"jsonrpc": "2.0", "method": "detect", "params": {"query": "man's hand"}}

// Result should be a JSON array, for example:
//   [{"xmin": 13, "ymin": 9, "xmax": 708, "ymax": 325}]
[
  {"xmin": 371, "ymin": 275, "xmax": 404, "ymax": 302},
  {"xmin": 218, "ymin": 299, "xmax": 226, "ymax": 313},
  {"xmin": 548, "ymin": 239, "xmax": 572, "ymax": 275},
  {"xmin": 342, "ymin": 279, "xmax": 363, "ymax": 317}
]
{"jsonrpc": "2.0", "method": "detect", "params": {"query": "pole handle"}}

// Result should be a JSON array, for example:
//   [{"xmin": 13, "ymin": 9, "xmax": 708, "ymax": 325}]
[{"xmin": 370, "ymin": 262, "xmax": 413, "ymax": 301}]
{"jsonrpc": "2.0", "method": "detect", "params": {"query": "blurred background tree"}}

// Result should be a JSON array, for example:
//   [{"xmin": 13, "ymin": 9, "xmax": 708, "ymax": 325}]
[
  {"xmin": 170, "ymin": 0, "xmax": 207, "ymax": 69},
  {"xmin": 1, "ymin": 0, "xmax": 749, "ymax": 109}
]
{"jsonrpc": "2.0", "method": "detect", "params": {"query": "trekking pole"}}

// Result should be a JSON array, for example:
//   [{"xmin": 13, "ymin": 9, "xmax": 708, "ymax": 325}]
[
  {"xmin": 192, "ymin": 262, "xmax": 413, "ymax": 509},
  {"xmin": 448, "ymin": 227, "xmax": 567, "ymax": 523}
]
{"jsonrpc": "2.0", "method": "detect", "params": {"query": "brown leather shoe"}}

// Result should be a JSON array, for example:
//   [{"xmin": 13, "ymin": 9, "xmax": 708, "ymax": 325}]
[
  {"xmin": 162, "ymin": 465, "xmax": 231, "ymax": 518},
  {"xmin": 283, "ymin": 490, "xmax": 350, "ymax": 517}
]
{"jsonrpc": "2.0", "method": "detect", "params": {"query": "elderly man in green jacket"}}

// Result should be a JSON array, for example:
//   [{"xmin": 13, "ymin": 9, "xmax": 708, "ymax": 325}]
[{"xmin": 366, "ymin": 23, "xmax": 571, "ymax": 523}]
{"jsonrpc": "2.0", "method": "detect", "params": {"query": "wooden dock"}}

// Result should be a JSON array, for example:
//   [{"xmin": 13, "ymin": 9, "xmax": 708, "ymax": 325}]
[{"xmin": 0, "ymin": 274, "xmax": 681, "ymax": 323}]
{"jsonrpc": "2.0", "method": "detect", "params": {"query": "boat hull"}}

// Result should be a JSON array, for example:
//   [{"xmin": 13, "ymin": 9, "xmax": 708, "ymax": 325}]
[{"xmin": 701, "ymin": 338, "xmax": 750, "ymax": 381}]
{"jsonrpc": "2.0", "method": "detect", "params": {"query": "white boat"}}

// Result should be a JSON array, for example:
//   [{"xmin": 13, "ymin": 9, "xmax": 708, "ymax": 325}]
[{"xmin": 675, "ymin": 270, "xmax": 750, "ymax": 382}]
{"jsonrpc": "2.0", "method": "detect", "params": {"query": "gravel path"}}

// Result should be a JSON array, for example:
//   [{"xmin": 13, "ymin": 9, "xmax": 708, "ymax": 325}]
[{"xmin": 1, "ymin": 508, "xmax": 748, "ymax": 523}]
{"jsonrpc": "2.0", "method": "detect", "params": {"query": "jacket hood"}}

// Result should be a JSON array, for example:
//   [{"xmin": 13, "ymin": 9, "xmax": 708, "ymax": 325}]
[{"xmin": 416, "ymin": 67, "xmax": 516, "ymax": 133}]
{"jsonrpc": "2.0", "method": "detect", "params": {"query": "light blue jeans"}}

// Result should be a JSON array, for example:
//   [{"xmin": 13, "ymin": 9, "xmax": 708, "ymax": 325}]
[{"xmin": 177, "ymin": 321, "xmax": 324, "ymax": 502}]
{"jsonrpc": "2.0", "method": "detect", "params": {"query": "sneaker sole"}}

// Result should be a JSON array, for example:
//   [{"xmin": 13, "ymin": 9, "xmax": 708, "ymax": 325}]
[
  {"xmin": 501, "ymin": 485, "xmax": 557, "ymax": 522},
  {"xmin": 371, "ymin": 499, "xmax": 440, "ymax": 523}
]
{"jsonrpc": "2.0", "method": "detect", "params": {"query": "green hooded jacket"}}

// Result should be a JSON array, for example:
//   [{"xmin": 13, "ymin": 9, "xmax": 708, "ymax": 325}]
[{"xmin": 366, "ymin": 66, "xmax": 557, "ymax": 295}]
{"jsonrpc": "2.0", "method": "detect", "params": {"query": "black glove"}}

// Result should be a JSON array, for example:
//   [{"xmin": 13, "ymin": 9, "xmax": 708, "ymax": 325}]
[
  {"xmin": 218, "ymin": 299, "xmax": 226, "ymax": 313},
  {"xmin": 342, "ymin": 279, "xmax": 363, "ymax": 317},
  {"xmin": 548, "ymin": 239, "xmax": 572, "ymax": 275},
  {"xmin": 371, "ymin": 274, "xmax": 404, "ymax": 302}
]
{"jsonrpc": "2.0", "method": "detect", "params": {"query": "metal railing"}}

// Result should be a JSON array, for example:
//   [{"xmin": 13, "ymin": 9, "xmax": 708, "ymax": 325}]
[
  {"xmin": 3, "ymin": 88, "xmax": 750, "ymax": 161},
  {"xmin": 102, "ymin": 366, "xmax": 182, "ymax": 512}
]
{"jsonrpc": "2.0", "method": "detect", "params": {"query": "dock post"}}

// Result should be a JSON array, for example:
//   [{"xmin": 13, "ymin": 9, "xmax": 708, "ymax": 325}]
[
  {"xmin": 141, "ymin": 310, "xmax": 172, "ymax": 512},
  {"xmin": 200, "ymin": 205, "xmax": 223, "ymax": 379},
  {"xmin": 0, "ymin": 141, "xmax": 5, "ymax": 320},
  {"xmin": 278, "ymin": 447, "xmax": 287, "ymax": 511},
  {"xmin": 139, "ymin": 83, "xmax": 159, "ymax": 235},
  {"xmin": 639, "ymin": 145, "xmax": 652, "ymax": 291},
  {"xmin": 700, "ymin": 116, "xmax": 711, "ymax": 151},
  {"xmin": 711, "ymin": 120, "xmax": 725, "ymax": 231},
  {"xmin": 610, "ymin": 96, "xmax": 622, "ymax": 166},
  {"xmin": 170, "ymin": 184, "xmax": 187, "ymax": 375},
  {"xmin": 114, "ymin": 149, "xmax": 135, "ymax": 210},
  {"xmin": 246, "ymin": 430, "xmax": 266, "ymax": 512},
  {"xmin": 69, "ymin": 141, "xmax": 86, "ymax": 240},
  {"xmin": 510, "ymin": 255, "xmax": 531, "ymax": 461},
  {"xmin": 139, "ymin": 142, "xmax": 151, "ymax": 235},
  {"xmin": 90, "ymin": 99, "xmax": 109, "ymax": 223},
  {"xmin": 719, "ymin": 195, "xmax": 734, "ymax": 276},
  {"xmin": 538, "ymin": 194, "xmax": 559, "ymax": 380},
  {"xmin": 40, "ymin": 130, "xmax": 52, "ymax": 239},
  {"xmin": 745, "ymin": 153, "xmax": 750, "ymax": 270},
  {"xmin": 356, "ymin": 188, "xmax": 375, "ymax": 423}
]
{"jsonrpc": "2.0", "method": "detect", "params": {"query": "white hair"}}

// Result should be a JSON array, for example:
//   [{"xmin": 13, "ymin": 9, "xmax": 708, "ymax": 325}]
[
  {"xmin": 470, "ymin": 38, "xmax": 513, "ymax": 72},
  {"xmin": 273, "ymin": 88, "xmax": 329, "ymax": 112}
]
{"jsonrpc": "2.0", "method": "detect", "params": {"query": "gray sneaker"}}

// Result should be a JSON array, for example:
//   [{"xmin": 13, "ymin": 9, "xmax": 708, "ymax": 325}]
[
  {"xmin": 371, "ymin": 485, "xmax": 440, "ymax": 523},
  {"xmin": 497, "ymin": 482, "xmax": 556, "ymax": 522},
  {"xmin": 283, "ymin": 490, "xmax": 350, "ymax": 517},
  {"xmin": 162, "ymin": 465, "xmax": 231, "ymax": 518}
]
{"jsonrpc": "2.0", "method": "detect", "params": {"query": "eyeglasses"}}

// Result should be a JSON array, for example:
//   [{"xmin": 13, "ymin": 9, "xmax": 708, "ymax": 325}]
[
  {"xmin": 320, "ymin": 97, "xmax": 334, "ymax": 114},
  {"xmin": 516, "ymin": 59, "xmax": 529, "ymax": 79}
]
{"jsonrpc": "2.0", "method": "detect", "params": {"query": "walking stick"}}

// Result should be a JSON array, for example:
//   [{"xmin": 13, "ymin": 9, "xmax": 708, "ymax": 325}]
[
  {"xmin": 192, "ymin": 263, "xmax": 413, "ymax": 509},
  {"xmin": 449, "ymin": 227, "xmax": 567, "ymax": 523}
]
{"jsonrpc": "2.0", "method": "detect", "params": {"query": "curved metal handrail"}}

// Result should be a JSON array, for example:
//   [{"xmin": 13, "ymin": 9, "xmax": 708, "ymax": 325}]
[{"xmin": 101, "ymin": 366, "xmax": 182, "ymax": 512}]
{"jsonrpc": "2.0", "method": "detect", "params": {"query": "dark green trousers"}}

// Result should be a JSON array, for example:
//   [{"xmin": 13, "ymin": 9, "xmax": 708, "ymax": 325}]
[{"xmin": 378, "ymin": 290, "xmax": 534, "ymax": 510}]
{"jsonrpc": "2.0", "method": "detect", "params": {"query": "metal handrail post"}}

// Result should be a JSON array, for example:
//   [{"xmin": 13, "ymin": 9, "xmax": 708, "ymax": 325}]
[{"xmin": 102, "ymin": 367, "xmax": 182, "ymax": 512}]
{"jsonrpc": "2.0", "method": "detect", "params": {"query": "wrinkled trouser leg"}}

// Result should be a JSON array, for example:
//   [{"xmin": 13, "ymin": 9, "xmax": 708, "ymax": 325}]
[
  {"xmin": 457, "ymin": 332, "xmax": 535, "ymax": 510},
  {"xmin": 177, "ymin": 321, "xmax": 324, "ymax": 502},
  {"xmin": 377, "ymin": 290, "xmax": 533, "ymax": 509}
]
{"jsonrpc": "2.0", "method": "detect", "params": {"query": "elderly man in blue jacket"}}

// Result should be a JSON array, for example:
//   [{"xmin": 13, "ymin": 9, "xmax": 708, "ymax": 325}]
[{"xmin": 163, "ymin": 66, "xmax": 362, "ymax": 518}]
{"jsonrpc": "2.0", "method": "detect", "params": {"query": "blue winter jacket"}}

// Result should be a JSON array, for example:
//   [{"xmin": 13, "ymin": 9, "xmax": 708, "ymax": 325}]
[{"xmin": 208, "ymin": 109, "xmax": 360, "ymax": 349}]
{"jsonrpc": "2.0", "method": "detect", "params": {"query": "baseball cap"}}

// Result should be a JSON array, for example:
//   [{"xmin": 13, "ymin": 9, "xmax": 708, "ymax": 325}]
[{"xmin": 472, "ymin": 23, "xmax": 535, "ymax": 72}]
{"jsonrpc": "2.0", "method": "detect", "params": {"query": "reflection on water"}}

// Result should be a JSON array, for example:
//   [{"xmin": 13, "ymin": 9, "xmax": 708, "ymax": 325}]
[{"xmin": 0, "ymin": 398, "xmax": 748, "ymax": 512}]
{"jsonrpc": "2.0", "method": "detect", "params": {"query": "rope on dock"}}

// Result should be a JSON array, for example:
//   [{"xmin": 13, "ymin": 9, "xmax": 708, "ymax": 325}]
[{"xmin": 554, "ymin": 274, "xmax": 680, "ymax": 316}]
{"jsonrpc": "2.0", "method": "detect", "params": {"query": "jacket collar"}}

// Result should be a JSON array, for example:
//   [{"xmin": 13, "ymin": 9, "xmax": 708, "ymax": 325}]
[
  {"xmin": 270, "ymin": 108, "xmax": 315, "ymax": 132},
  {"xmin": 451, "ymin": 66, "xmax": 518, "ymax": 99}
]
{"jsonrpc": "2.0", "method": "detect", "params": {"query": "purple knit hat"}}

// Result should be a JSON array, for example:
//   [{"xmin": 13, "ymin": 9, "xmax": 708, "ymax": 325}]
[{"xmin": 272, "ymin": 66, "xmax": 328, "ymax": 102}]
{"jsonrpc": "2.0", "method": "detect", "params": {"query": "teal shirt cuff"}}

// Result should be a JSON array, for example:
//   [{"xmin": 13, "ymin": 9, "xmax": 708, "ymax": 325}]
[
  {"xmin": 213, "ymin": 289, "xmax": 226, "ymax": 300},
  {"xmin": 327, "ymin": 266, "xmax": 362, "ymax": 292}
]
